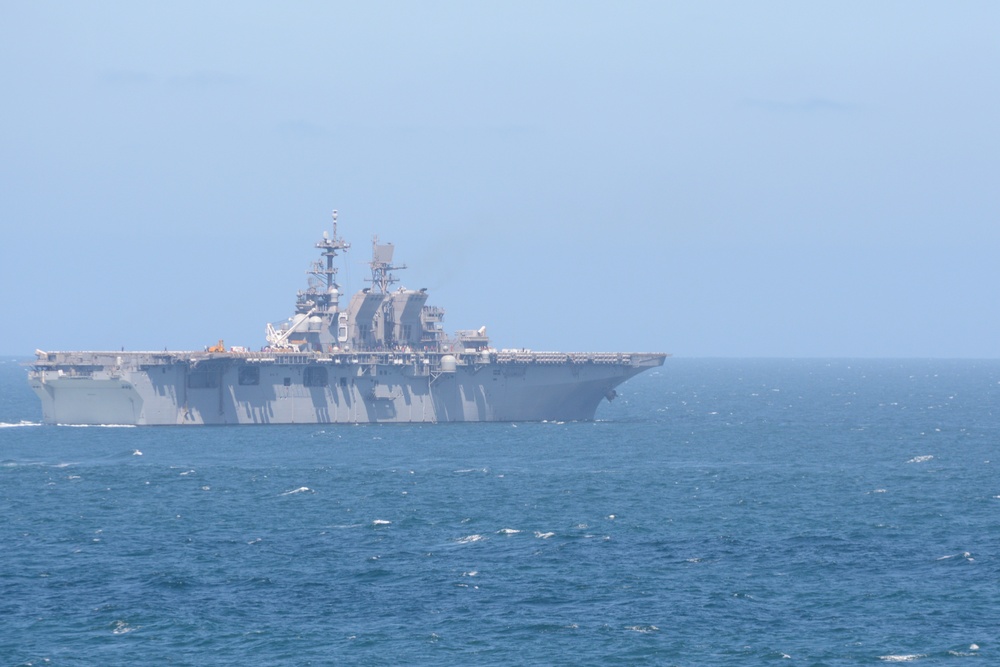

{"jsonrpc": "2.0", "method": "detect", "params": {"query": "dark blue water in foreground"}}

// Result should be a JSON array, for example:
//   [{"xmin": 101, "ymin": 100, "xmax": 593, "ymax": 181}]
[{"xmin": 2, "ymin": 358, "xmax": 998, "ymax": 665}]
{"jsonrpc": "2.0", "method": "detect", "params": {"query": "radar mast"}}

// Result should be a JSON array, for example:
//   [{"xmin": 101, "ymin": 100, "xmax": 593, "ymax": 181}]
[
  {"xmin": 306, "ymin": 211, "xmax": 351, "ymax": 306},
  {"xmin": 367, "ymin": 234, "xmax": 406, "ymax": 294}
]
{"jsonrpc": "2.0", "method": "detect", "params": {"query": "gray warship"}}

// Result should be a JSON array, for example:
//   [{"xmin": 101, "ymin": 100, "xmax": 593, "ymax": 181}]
[{"xmin": 29, "ymin": 212, "xmax": 666, "ymax": 425}]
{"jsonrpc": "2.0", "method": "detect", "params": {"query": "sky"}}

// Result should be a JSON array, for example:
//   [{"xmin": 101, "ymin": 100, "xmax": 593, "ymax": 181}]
[{"xmin": 2, "ymin": 2, "xmax": 998, "ymax": 357}]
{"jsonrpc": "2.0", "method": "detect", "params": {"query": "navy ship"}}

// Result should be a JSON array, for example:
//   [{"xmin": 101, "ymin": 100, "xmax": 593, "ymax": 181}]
[{"xmin": 29, "ymin": 212, "xmax": 666, "ymax": 424}]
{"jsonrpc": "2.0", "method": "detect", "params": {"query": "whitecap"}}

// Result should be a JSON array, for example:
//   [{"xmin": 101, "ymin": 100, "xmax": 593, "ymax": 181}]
[
  {"xmin": 372, "ymin": 519, "xmax": 392, "ymax": 526},
  {"xmin": 498, "ymin": 528, "xmax": 521, "ymax": 535},
  {"xmin": 179, "ymin": 470, "xmax": 195, "ymax": 476},
  {"xmin": 132, "ymin": 450, "xmax": 143, "ymax": 456},
  {"xmin": 534, "ymin": 531, "xmax": 555, "ymax": 539},
  {"xmin": 0, "ymin": 421, "xmax": 41, "ymax": 428},
  {"xmin": 625, "ymin": 625, "xmax": 659, "ymax": 633},
  {"xmin": 279, "ymin": 486, "xmax": 313, "ymax": 496},
  {"xmin": 456, "ymin": 534, "xmax": 485, "ymax": 544},
  {"xmin": 461, "ymin": 571, "xmax": 478, "ymax": 577},
  {"xmin": 879, "ymin": 655, "xmax": 924, "ymax": 662},
  {"xmin": 111, "ymin": 620, "xmax": 137, "ymax": 635},
  {"xmin": 906, "ymin": 455, "xmax": 933, "ymax": 464}
]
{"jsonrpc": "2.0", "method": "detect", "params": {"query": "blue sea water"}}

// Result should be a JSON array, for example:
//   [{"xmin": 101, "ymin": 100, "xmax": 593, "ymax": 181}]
[{"xmin": 1, "ymin": 357, "xmax": 998, "ymax": 665}]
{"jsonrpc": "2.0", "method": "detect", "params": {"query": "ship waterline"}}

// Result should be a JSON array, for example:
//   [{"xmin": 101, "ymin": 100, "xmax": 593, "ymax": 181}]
[{"xmin": 29, "ymin": 212, "xmax": 666, "ymax": 425}]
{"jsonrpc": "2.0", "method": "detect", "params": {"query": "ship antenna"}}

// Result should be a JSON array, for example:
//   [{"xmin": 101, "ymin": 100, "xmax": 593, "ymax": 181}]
[
  {"xmin": 368, "ymin": 234, "xmax": 406, "ymax": 294},
  {"xmin": 304, "ymin": 208, "xmax": 351, "ymax": 311}
]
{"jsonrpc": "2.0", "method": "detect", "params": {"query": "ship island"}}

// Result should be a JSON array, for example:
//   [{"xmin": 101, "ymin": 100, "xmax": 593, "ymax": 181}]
[{"xmin": 29, "ymin": 212, "xmax": 666, "ymax": 425}]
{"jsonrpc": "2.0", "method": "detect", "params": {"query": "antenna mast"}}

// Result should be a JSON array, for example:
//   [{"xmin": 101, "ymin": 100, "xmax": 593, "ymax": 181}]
[
  {"xmin": 368, "ymin": 234, "xmax": 406, "ymax": 294},
  {"xmin": 310, "ymin": 210, "xmax": 350, "ymax": 288},
  {"xmin": 303, "ymin": 209, "xmax": 351, "ymax": 312}
]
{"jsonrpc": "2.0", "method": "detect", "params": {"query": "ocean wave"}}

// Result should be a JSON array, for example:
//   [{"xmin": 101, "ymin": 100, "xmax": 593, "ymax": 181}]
[
  {"xmin": 935, "ymin": 551, "xmax": 973, "ymax": 563},
  {"xmin": 625, "ymin": 625, "xmax": 659, "ymax": 633},
  {"xmin": 534, "ymin": 531, "xmax": 555, "ymax": 539},
  {"xmin": 2, "ymin": 459, "xmax": 80, "ymax": 468},
  {"xmin": 455, "ymin": 534, "xmax": 485, "ymax": 544},
  {"xmin": 906, "ymin": 455, "xmax": 933, "ymax": 464},
  {"xmin": 497, "ymin": 528, "xmax": 521, "ymax": 535},
  {"xmin": 0, "ymin": 421, "xmax": 41, "ymax": 428},
  {"xmin": 879, "ymin": 655, "xmax": 924, "ymax": 662},
  {"xmin": 280, "ymin": 486, "xmax": 313, "ymax": 496},
  {"xmin": 111, "ymin": 620, "xmax": 138, "ymax": 635},
  {"xmin": 948, "ymin": 647, "xmax": 980, "ymax": 657}
]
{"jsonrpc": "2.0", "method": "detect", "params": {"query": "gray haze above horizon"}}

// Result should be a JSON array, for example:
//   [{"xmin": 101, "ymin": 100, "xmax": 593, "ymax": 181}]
[{"xmin": 2, "ymin": 2, "xmax": 998, "ymax": 357}]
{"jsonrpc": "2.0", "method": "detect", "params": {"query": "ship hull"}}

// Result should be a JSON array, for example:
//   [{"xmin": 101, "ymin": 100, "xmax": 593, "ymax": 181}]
[{"xmin": 29, "ymin": 351, "xmax": 665, "ymax": 425}]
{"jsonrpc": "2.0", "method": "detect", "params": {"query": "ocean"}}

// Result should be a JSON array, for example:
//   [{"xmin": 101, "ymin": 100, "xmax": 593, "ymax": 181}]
[{"xmin": 1, "ymin": 357, "xmax": 997, "ymax": 665}]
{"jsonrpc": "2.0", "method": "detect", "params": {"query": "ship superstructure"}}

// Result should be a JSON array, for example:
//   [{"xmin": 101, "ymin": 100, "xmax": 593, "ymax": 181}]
[{"xmin": 29, "ymin": 212, "xmax": 666, "ymax": 425}]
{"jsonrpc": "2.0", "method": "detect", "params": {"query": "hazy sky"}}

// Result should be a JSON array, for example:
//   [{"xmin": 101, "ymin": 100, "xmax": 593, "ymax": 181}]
[{"xmin": 2, "ymin": 2, "xmax": 997, "ymax": 357}]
